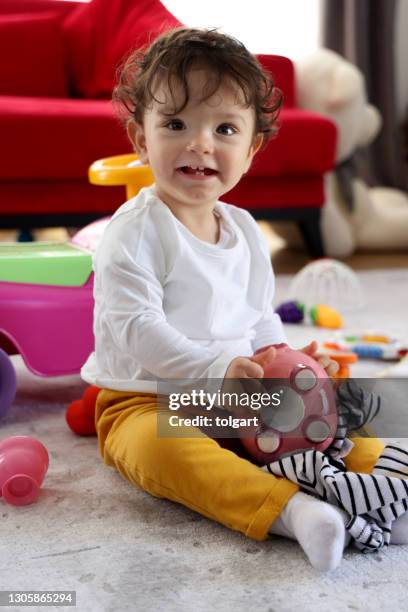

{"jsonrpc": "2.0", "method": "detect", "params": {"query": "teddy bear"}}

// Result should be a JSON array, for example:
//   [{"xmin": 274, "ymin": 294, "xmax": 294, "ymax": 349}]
[{"xmin": 273, "ymin": 48, "xmax": 408, "ymax": 257}]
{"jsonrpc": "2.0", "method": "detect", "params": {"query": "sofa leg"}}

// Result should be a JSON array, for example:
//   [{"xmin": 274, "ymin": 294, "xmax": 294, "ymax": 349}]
[
  {"xmin": 298, "ymin": 215, "xmax": 325, "ymax": 258},
  {"xmin": 17, "ymin": 228, "xmax": 34, "ymax": 242}
]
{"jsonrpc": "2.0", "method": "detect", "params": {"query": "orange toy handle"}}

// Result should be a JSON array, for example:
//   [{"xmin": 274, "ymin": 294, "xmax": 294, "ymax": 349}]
[{"xmin": 89, "ymin": 154, "xmax": 155, "ymax": 199}]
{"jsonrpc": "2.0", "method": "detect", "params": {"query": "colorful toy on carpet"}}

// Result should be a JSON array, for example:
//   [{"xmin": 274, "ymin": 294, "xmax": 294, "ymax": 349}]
[
  {"xmin": 275, "ymin": 259, "xmax": 368, "ymax": 331},
  {"xmin": 325, "ymin": 333, "xmax": 408, "ymax": 361},
  {"xmin": 0, "ymin": 436, "xmax": 49, "ymax": 506},
  {"xmin": 310, "ymin": 304, "xmax": 343, "ymax": 329},
  {"xmin": 276, "ymin": 301, "xmax": 343, "ymax": 329},
  {"xmin": 66, "ymin": 386, "xmax": 100, "ymax": 436},
  {"xmin": 275, "ymin": 300, "xmax": 304, "ymax": 323}
]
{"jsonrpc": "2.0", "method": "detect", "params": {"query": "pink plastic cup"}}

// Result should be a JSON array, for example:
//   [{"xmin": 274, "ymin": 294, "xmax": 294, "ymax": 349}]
[{"xmin": 0, "ymin": 436, "xmax": 49, "ymax": 506}]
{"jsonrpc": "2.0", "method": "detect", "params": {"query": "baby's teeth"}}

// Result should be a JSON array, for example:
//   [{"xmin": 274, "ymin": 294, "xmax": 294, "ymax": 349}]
[{"xmin": 185, "ymin": 165, "xmax": 206, "ymax": 175}]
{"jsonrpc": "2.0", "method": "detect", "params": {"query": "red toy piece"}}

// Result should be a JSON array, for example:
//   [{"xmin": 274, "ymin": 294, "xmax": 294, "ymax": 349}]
[
  {"xmin": 239, "ymin": 343, "xmax": 338, "ymax": 465},
  {"xmin": 66, "ymin": 385, "xmax": 100, "ymax": 436}
]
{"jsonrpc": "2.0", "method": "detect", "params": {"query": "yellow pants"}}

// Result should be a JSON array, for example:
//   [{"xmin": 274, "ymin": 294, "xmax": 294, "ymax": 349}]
[{"xmin": 95, "ymin": 390, "xmax": 385, "ymax": 542}]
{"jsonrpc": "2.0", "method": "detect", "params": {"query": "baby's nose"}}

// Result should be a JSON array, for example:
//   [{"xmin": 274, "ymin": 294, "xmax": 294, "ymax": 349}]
[{"xmin": 186, "ymin": 131, "xmax": 214, "ymax": 154}]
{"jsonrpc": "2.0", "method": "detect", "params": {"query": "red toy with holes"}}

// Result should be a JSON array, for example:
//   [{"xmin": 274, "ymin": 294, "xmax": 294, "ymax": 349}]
[{"xmin": 239, "ymin": 343, "xmax": 338, "ymax": 465}]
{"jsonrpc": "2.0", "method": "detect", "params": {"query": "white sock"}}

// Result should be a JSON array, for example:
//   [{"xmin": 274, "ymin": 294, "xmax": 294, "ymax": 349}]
[
  {"xmin": 391, "ymin": 512, "xmax": 408, "ymax": 545},
  {"xmin": 269, "ymin": 491, "xmax": 350, "ymax": 572}
]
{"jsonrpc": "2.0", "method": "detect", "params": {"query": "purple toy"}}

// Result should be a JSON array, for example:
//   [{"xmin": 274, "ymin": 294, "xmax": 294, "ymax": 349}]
[
  {"xmin": 0, "ymin": 348, "xmax": 17, "ymax": 418},
  {"xmin": 275, "ymin": 300, "xmax": 304, "ymax": 323},
  {"xmin": 0, "ymin": 436, "xmax": 49, "ymax": 506}
]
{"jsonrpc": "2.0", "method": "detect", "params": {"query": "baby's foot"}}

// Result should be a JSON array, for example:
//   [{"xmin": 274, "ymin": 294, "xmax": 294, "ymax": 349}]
[{"xmin": 269, "ymin": 491, "xmax": 349, "ymax": 572}]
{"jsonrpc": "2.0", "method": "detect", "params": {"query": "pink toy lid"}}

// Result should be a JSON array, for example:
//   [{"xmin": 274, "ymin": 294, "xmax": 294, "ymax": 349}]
[{"xmin": 2, "ymin": 474, "xmax": 40, "ymax": 506}]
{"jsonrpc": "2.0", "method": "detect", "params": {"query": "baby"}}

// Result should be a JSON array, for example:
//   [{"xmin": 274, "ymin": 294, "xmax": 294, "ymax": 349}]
[{"xmin": 81, "ymin": 28, "xmax": 401, "ymax": 571}]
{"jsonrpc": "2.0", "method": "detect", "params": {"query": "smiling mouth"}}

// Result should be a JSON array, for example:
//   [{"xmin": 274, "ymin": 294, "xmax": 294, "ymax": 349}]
[{"xmin": 177, "ymin": 165, "xmax": 218, "ymax": 176}]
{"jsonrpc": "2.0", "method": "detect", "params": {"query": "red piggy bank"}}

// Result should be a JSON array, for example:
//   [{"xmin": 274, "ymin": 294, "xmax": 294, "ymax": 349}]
[{"xmin": 239, "ymin": 343, "xmax": 338, "ymax": 465}]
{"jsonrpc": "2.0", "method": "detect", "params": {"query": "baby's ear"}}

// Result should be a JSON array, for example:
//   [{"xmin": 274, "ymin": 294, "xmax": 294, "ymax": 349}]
[
  {"xmin": 127, "ymin": 120, "xmax": 149, "ymax": 164},
  {"xmin": 244, "ymin": 133, "xmax": 264, "ymax": 172},
  {"xmin": 251, "ymin": 133, "xmax": 264, "ymax": 156}
]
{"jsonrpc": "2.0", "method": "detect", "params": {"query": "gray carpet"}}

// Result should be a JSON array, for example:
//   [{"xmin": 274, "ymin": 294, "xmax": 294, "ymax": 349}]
[{"xmin": 1, "ymin": 268, "xmax": 408, "ymax": 612}]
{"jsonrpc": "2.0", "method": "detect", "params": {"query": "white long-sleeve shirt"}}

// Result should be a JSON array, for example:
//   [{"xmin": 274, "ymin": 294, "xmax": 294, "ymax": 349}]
[{"xmin": 81, "ymin": 185, "xmax": 286, "ymax": 392}]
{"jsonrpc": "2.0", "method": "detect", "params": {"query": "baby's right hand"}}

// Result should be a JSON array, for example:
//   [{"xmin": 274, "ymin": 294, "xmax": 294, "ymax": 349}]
[
  {"xmin": 224, "ymin": 346, "xmax": 277, "ymax": 379},
  {"xmin": 222, "ymin": 346, "xmax": 277, "ymax": 413}
]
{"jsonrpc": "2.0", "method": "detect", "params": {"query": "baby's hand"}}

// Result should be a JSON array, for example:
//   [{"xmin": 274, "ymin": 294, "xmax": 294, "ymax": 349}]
[
  {"xmin": 224, "ymin": 346, "xmax": 277, "ymax": 379},
  {"xmin": 222, "ymin": 346, "xmax": 276, "ymax": 413},
  {"xmin": 300, "ymin": 340, "xmax": 339, "ymax": 377}
]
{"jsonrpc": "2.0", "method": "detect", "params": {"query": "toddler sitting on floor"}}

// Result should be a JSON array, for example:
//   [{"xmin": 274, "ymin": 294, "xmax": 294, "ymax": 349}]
[{"xmin": 81, "ymin": 27, "xmax": 408, "ymax": 571}]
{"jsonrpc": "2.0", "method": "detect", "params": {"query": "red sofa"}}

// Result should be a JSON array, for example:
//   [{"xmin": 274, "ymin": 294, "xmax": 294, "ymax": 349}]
[{"xmin": 0, "ymin": 0, "xmax": 336, "ymax": 255}]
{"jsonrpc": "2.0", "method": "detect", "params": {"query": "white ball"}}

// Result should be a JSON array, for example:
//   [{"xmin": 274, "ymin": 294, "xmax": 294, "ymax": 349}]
[{"xmin": 289, "ymin": 258, "xmax": 364, "ymax": 311}]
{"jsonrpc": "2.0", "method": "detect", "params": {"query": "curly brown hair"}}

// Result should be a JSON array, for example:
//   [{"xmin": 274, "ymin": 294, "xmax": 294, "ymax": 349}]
[{"xmin": 113, "ymin": 28, "xmax": 282, "ymax": 148}]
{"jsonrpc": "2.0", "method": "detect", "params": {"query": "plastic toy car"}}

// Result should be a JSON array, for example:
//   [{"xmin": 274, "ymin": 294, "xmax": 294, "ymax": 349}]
[{"xmin": 0, "ymin": 154, "xmax": 152, "ymax": 418}]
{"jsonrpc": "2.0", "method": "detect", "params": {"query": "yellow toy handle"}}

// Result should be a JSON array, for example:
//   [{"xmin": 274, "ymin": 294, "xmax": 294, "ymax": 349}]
[{"xmin": 88, "ymin": 154, "xmax": 155, "ymax": 199}]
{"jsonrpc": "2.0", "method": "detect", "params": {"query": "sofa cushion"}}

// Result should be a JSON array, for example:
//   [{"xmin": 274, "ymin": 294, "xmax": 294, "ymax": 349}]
[
  {"xmin": 0, "ymin": 96, "xmax": 130, "ymax": 180},
  {"xmin": 257, "ymin": 55, "xmax": 295, "ymax": 108},
  {"xmin": 63, "ymin": 0, "xmax": 181, "ymax": 98},
  {"xmin": 248, "ymin": 109, "xmax": 337, "ymax": 177},
  {"xmin": 0, "ymin": 96, "xmax": 335, "ymax": 182},
  {"xmin": 0, "ymin": 12, "xmax": 67, "ymax": 97},
  {"xmin": 0, "ymin": 95, "xmax": 335, "ymax": 182},
  {"xmin": 223, "ymin": 176, "xmax": 325, "ymax": 209},
  {"xmin": 0, "ymin": 180, "xmax": 126, "ymax": 217}
]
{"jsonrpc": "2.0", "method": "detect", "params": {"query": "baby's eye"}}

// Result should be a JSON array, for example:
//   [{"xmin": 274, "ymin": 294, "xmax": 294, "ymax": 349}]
[
  {"xmin": 216, "ymin": 124, "xmax": 237, "ymax": 136},
  {"xmin": 164, "ymin": 119, "xmax": 185, "ymax": 131}
]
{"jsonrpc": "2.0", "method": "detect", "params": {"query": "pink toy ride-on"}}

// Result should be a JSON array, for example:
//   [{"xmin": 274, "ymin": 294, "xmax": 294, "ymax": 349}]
[
  {"xmin": 0, "ymin": 153, "xmax": 149, "ymax": 418},
  {"xmin": 0, "ymin": 239, "xmax": 95, "ymax": 417}
]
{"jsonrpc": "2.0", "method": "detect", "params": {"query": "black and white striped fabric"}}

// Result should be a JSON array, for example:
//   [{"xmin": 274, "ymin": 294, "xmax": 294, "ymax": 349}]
[
  {"xmin": 263, "ymin": 443, "xmax": 408, "ymax": 552},
  {"xmin": 262, "ymin": 380, "xmax": 408, "ymax": 553}
]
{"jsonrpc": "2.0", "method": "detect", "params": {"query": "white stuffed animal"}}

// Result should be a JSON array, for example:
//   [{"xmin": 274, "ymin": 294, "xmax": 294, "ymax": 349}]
[{"xmin": 274, "ymin": 49, "xmax": 408, "ymax": 257}]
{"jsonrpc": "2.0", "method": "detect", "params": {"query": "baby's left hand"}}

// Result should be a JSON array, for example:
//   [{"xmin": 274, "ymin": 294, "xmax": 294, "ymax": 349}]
[{"xmin": 300, "ymin": 340, "xmax": 339, "ymax": 378}]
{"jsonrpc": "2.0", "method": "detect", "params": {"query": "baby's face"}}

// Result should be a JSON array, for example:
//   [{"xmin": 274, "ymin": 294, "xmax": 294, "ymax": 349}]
[{"xmin": 129, "ymin": 69, "xmax": 262, "ymax": 213}]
